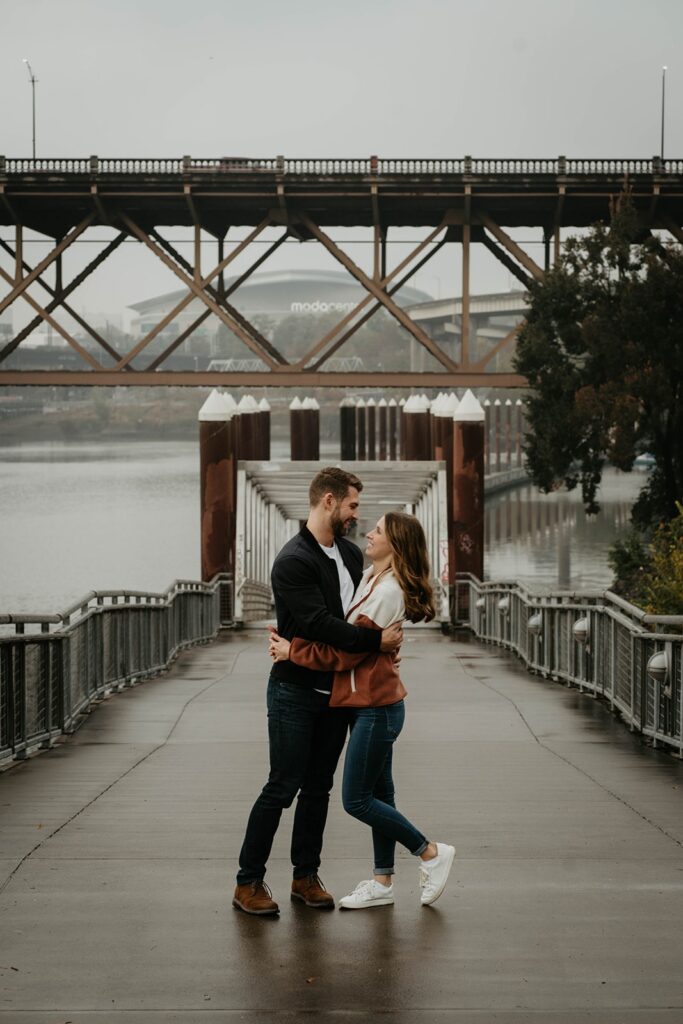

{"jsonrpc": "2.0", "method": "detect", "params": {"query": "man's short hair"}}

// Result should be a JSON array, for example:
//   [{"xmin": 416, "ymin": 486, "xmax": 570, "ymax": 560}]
[{"xmin": 309, "ymin": 466, "xmax": 363, "ymax": 507}]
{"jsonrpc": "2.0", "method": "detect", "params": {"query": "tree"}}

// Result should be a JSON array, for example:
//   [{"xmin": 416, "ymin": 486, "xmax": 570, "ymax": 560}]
[{"xmin": 514, "ymin": 195, "xmax": 683, "ymax": 528}]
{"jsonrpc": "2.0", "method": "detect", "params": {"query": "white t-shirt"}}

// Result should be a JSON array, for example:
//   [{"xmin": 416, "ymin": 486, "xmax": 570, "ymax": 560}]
[{"xmin": 318, "ymin": 541, "xmax": 355, "ymax": 614}]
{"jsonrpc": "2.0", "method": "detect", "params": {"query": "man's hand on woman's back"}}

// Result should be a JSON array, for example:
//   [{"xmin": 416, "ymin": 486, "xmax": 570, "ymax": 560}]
[{"xmin": 380, "ymin": 621, "xmax": 403, "ymax": 652}]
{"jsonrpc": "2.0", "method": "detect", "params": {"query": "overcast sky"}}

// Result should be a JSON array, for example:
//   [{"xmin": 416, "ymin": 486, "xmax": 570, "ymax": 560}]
[{"xmin": 1, "ymin": 0, "xmax": 681, "ymax": 327}]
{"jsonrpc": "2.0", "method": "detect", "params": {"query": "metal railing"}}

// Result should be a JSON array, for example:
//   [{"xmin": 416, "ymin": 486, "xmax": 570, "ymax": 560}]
[
  {"xmin": 455, "ymin": 574, "xmax": 683, "ymax": 756},
  {"xmin": 0, "ymin": 574, "xmax": 233, "ymax": 764},
  {"xmin": 2, "ymin": 155, "xmax": 682, "ymax": 177}
]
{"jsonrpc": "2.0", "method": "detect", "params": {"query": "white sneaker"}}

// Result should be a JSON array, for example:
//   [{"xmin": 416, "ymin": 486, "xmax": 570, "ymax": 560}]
[
  {"xmin": 339, "ymin": 879, "xmax": 394, "ymax": 910},
  {"xmin": 419, "ymin": 843, "xmax": 456, "ymax": 905}
]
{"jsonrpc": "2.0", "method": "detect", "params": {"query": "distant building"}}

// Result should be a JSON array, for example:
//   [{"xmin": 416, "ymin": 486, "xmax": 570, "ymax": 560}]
[{"xmin": 128, "ymin": 269, "xmax": 432, "ymax": 357}]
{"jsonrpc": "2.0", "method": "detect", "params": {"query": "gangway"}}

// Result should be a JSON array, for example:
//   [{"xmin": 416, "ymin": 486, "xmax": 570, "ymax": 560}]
[{"xmin": 233, "ymin": 460, "xmax": 449, "ymax": 624}]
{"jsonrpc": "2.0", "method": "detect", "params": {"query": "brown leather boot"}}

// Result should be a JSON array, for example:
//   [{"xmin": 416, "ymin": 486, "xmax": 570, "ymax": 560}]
[
  {"xmin": 291, "ymin": 873, "xmax": 335, "ymax": 909},
  {"xmin": 232, "ymin": 881, "xmax": 279, "ymax": 915}
]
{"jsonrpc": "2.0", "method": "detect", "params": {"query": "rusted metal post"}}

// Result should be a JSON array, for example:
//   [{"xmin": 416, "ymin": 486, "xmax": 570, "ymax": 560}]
[
  {"xmin": 388, "ymin": 398, "xmax": 398, "ymax": 461},
  {"xmin": 356, "ymin": 398, "xmax": 367, "ymax": 460},
  {"xmin": 452, "ymin": 388, "xmax": 485, "ymax": 580},
  {"xmin": 494, "ymin": 398, "xmax": 502, "ymax": 472},
  {"xmin": 366, "ymin": 398, "xmax": 376, "ymax": 460},
  {"xmin": 199, "ymin": 389, "xmax": 236, "ymax": 582},
  {"xmin": 258, "ymin": 397, "xmax": 271, "ymax": 459},
  {"xmin": 340, "ymin": 397, "xmax": 356, "ymax": 459},
  {"xmin": 378, "ymin": 398, "xmax": 388, "ymax": 460}
]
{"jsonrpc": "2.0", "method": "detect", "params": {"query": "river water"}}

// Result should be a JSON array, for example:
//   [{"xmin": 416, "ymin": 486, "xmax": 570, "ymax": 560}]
[{"xmin": 0, "ymin": 440, "xmax": 644, "ymax": 615}]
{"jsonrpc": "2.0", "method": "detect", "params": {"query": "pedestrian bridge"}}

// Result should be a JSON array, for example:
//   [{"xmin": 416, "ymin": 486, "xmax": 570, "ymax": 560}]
[{"xmin": 2, "ymin": 623, "xmax": 683, "ymax": 1022}]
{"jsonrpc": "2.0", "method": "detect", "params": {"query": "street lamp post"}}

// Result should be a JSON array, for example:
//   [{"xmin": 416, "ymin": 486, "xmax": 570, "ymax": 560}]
[
  {"xmin": 22, "ymin": 58, "xmax": 37, "ymax": 159},
  {"xmin": 661, "ymin": 65, "xmax": 667, "ymax": 162}
]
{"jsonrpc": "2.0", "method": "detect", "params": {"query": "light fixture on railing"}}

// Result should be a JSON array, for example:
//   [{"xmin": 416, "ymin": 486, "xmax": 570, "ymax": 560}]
[
  {"xmin": 573, "ymin": 617, "xmax": 590, "ymax": 644},
  {"xmin": 475, "ymin": 596, "xmax": 486, "ymax": 611},
  {"xmin": 527, "ymin": 612, "xmax": 543, "ymax": 636},
  {"xmin": 498, "ymin": 595, "xmax": 510, "ymax": 615},
  {"xmin": 647, "ymin": 647, "xmax": 672, "ymax": 697}
]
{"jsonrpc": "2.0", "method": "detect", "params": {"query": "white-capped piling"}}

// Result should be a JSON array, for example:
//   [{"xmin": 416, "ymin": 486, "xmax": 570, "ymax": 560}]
[
  {"xmin": 237, "ymin": 394, "xmax": 260, "ymax": 460},
  {"xmin": 505, "ymin": 398, "xmax": 513, "ymax": 470},
  {"xmin": 398, "ymin": 397, "xmax": 407, "ymax": 459},
  {"xmin": 452, "ymin": 389, "xmax": 485, "ymax": 581},
  {"xmin": 356, "ymin": 398, "xmax": 367, "ymax": 460},
  {"xmin": 515, "ymin": 398, "xmax": 524, "ymax": 468},
  {"xmin": 301, "ymin": 397, "xmax": 320, "ymax": 460},
  {"xmin": 198, "ymin": 389, "xmax": 237, "ymax": 582},
  {"xmin": 388, "ymin": 398, "xmax": 398, "ymax": 461},
  {"xmin": 366, "ymin": 398, "xmax": 377, "ymax": 461},
  {"xmin": 340, "ymin": 397, "xmax": 356, "ymax": 460},
  {"xmin": 258, "ymin": 397, "xmax": 271, "ymax": 460},
  {"xmin": 378, "ymin": 398, "xmax": 388, "ymax": 461},
  {"xmin": 483, "ymin": 399, "xmax": 492, "ymax": 475},
  {"xmin": 403, "ymin": 394, "xmax": 431, "ymax": 460}
]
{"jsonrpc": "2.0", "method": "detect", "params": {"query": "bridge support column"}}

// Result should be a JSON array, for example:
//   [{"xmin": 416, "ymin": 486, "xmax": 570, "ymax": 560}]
[
  {"xmin": 452, "ymin": 390, "xmax": 485, "ymax": 583},
  {"xmin": 199, "ymin": 390, "xmax": 237, "ymax": 582}
]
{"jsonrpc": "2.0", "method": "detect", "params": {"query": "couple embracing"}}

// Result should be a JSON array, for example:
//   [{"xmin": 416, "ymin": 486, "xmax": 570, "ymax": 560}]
[{"xmin": 233, "ymin": 466, "xmax": 455, "ymax": 915}]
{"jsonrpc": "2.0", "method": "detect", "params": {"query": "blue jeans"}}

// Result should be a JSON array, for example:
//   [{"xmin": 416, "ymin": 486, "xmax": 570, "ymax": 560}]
[
  {"xmin": 237, "ymin": 676, "xmax": 350, "ymax": 885},
  {"xmin": 342, "ymin": 701, "xmax": 428, "ymax": 875}
]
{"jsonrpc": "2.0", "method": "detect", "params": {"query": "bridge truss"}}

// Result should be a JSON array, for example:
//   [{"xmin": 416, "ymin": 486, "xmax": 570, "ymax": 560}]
[{"xmin": 1, "ymin": 155, "xmax": 682, "ymax": 388}]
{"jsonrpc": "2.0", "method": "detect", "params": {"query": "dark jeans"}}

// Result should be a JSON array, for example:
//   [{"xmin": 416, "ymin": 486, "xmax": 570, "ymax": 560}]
[
  {"xmin": 236, "ymin": 676, "xmax": 350, "ymax": 885},
  {"xmin": 342, "ymin": 701, "xmax": 428, "ymax": 874}
]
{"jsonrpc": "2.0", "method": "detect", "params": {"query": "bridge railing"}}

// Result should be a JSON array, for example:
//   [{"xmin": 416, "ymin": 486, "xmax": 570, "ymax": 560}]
[
  {"xmin": 3, "ymin": 156, "xmax": 683, "ymax": 177},
  {"xmin": 454, "ymin": 574, "xmax": 683, "ymax": 756},
  {"xmin": 0, "ymin": 574, "xmax": 233, "ymax": 764}
]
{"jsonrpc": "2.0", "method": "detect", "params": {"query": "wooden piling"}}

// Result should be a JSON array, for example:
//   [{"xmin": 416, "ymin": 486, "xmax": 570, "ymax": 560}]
[
  {"xmin": 388, "ymin": 398, "xmax": 398, "ymax": 461},
  {"xmin": 199, "ymin": 389, "xmax": 237, "ymax": 582},
  {"xmin": 403, "ymin": 394, "xmax": 431, "ymax": 460},
  {"xmin": 378, "ymin": 398, "xmax": 388, "ymax": 461},
  {"xmin": 258, "ymin": 397, "xmax": 271, "ymax": 460},
  {"xmin": 340, "ymin": 397, "xmax": 356, "ymax": 460},
  {"xmin": 366, "ymin": 398, "xmax": 377, "ymax": 461},
  {"xmin": 452, "ymin": 389, "xmax": 485, "ymax": 580},
  {"xmin": 356, "ymin": 398, "xmax": 367, "ymax": 460}
]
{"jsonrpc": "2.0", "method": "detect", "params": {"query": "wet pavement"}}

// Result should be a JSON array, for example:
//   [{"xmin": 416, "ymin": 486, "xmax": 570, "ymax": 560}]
[{"xmin": 1, "ymin": 627, "xmax": 683, "ymax": 1023}]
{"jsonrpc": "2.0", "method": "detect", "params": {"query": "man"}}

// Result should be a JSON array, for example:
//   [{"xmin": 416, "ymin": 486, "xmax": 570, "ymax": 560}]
[{"xmin": 233, "ymin": 467, "xmax": 403, "ymax": 915}]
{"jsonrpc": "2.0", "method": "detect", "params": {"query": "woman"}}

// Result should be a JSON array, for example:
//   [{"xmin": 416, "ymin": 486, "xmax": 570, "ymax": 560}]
[{"xmin": 269, "ymin": 511, "xmax": 455, "ymax": 910}]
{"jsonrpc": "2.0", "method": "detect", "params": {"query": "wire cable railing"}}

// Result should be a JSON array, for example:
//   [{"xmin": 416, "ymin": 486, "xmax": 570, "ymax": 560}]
[{"xmin": 0, "ymin": 574, "xmax": 233, "ymax": 764}]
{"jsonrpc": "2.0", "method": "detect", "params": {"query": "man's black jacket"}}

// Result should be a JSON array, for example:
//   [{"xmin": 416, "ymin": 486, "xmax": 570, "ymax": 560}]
[{"xmin": 270, "ymin": 525, "xmax": 382, "ymax": 690}]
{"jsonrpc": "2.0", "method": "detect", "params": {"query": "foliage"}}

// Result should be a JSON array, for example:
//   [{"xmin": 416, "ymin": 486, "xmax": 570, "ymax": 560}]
[
  {"xmin": 514, "ymin": 193, "xmax": 683, "ymax": 527},
  {"xmin": 608, "ymin": 504, "xmax": 683, "ymax": 614}
]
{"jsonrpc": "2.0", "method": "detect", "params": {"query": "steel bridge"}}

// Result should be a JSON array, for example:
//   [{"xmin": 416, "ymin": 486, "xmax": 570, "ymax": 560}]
[{"xmin": 2, "ymin": 154, "xmax": 683, "ymax": 389}]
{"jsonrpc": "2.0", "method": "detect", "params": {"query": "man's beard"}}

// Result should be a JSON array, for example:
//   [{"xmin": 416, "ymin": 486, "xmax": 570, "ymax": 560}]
[{"xmin": 331, "ymin": 508, "xmax": 351, "ymax": 538}]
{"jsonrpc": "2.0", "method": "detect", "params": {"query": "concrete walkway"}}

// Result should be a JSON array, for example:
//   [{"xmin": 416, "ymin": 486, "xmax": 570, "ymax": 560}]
[{"xmin": 1, "ymin": 628, "xmax": 683, "ymax": 1023}]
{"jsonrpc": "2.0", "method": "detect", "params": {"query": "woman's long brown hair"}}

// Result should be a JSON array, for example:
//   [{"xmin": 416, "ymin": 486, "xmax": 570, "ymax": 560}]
[{"xmin": 384, "ymin": 511, "xmax": 436, "ymax": 623}]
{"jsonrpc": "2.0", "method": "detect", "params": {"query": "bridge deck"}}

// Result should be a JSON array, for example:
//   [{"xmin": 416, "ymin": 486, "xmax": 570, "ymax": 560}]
[{"xmin": 2, "ymin": 629, "xmax": 683, "ymax": 1023}]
